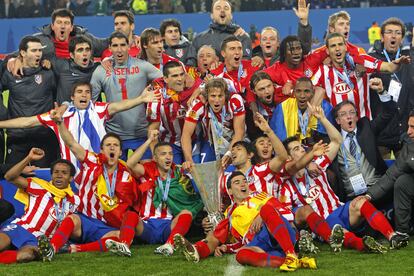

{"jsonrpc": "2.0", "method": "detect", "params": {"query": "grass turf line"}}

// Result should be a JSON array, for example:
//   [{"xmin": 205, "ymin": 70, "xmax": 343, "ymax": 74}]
[{"xmin": 1, "ymin": 238, "xmax": 414, "ymax": 275}]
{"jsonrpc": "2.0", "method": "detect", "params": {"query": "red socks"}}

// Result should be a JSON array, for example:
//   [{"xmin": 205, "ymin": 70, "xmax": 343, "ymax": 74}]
[
  {"xmin": 194, "ymin": 240, "xmax": 212, "ymax": 259},
  {"xmin": 120, "ymin": 211, "xmax": 140, "ymax": 246},
  {"xmin": 167, "ymin": 213, "xmax": 193, "ymax": 245},
  {"xmin": 344, "ymin": 232, "xmax": 364, "ymax": 251},
  {"xmin": 306, "ymin": 211, "xmax": 332, "ymax": 242},
  {"xmin": 236, "ymin": 248, "xmax": 284, "ymax": 267},
  {"xmin": 260, "ymin": 202, "xmax": 295, "ymax": 255},
  {"xmin": 73, "ymin": 237, "xmax": 119, "ymax": 253},
  {"xmin": 50, "ymin": 217, "xmax": 75, "ymax": 252},
  {"xmin": 360, "ymin": 200, "xmax": 394, "ymax": 240},
  {"xmin": 0, "ymin": 250, "xmax": 17, "ymax": 264}
]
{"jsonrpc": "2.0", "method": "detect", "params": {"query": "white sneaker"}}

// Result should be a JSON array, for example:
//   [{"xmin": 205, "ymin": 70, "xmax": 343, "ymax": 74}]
[
  {"xmin": 105, "ymin": 239, "xmax": 132, "ymax": 257},
  {"xmin": 154, "ymin": 243, "xmax": 174, "ymax": 256}
]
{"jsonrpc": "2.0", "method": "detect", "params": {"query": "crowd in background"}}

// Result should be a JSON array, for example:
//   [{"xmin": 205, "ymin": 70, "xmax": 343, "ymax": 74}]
[{"xmin": 0, "ymin": 0, "xmax": 413, "ymax": 18}]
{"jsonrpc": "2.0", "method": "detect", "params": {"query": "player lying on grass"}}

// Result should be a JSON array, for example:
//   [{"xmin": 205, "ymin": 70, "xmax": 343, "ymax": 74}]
[
  {"xmin": 0, "ymin": 148, "xmax": 79, "ymax": 264},
  {"xmin": 104, "ymin": 130, "xmax": 203, "ymax": 257},
  {"xmin": 174, "ymin": 171, "xmax": 317, "ymax": 272},
  {"xmin": 279, "ymin": 103, "xmax": 408, "ymax": 253}
]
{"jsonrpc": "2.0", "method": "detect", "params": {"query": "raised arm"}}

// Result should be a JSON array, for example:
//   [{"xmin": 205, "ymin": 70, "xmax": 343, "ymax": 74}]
[
  {"xmin": 51, "ymin": 104, "xmax": 86, "ymax": 161},
  {"xmin": 308, "ymin": 102, "xmax": 342, "ymax": 161},
  {"xmin": 0, "ymin": 116, "xmax": 40, "ymax": 129},
  {"xmin": 254, "ymin": 113, "xmax": 288, "ymax": 173},
  {"xmin": 127, "ymin": 130, "xmax": 159, "ymax": 177},
  {"xmin": 285, "ymin": 140, "xmax": 328, "ymax": 176},
  {"xmin": 4, "ymin": 148, "xmax": 45, "ymax": 189},
  {"xmin": 107, "ymin": 86, "xmax": 161, "ymax": 116}
]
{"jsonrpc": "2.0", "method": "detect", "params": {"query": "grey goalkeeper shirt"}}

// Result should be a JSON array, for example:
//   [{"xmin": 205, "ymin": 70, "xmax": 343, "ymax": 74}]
[{"xmin": 90, "ymin": 57, "xmax": 162, "ymax": 140}]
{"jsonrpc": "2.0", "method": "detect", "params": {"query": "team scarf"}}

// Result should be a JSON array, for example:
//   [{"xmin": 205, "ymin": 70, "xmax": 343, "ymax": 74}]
[
  {"xmin": 15, "ymin": 177, "xmax": 74, "ymax": 209},
  {"xmin": 94, "ymin": 154, "xmax": 131, "ymax": 212},
  {"xmin": 280, "ymin": 98, "xmax": 318, "ymax": 140},
  {"xmin": 140, "ymin": 164, "xmax": 203, "ymax": 217}
]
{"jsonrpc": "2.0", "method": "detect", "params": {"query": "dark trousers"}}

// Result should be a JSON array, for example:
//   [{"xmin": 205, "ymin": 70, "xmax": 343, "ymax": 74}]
[
  {"xmin": 0, "ymin": 198, "xmax": 14, "ymax": 224},
  {"xmin": 393, "ymin": 173, "xmax": 414, "ymax": 233},
  {"xmin": 5, "ymin": 130, "xmax": 59, "ymax": 168}
]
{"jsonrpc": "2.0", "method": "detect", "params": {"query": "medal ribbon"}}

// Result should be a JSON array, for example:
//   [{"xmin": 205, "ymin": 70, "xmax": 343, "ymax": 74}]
[
  {"xmin": 341, "ymin": 143, "xmax": 361, "ymax": 171},
  {"xmin": 103, "ymin": 166, "xmax": 118, "ymax": 199},
  {"xmin": 54, "ymin": 197, "xmax": 67, "ymax": 223},
  {"xmin": 157, "ymin": 170, "xmax": 172, "ymax": 203},
  {"xmin": 292, "ymin": 170, "xmax": 311, "ymax": 198},
  {"xmin": 298, "ymin": 110, "xmax": 309, "ymax": 137},
  {"xmin": 383, "ymin": 48, "xmax": 401, "ymax": 82}
]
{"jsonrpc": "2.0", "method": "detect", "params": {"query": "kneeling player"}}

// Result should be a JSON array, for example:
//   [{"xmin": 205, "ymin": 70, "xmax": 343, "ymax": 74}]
[
  {"xmin": 105, "ymin": 130, "xmax": 203, "ymax": 256},
  {"xmin": 0, "ymin": 148, "xmax": 79, "ymax": 264},
  {"xmin": 175, "ymin": 171, "xmax": 317, "ymax": 272}
]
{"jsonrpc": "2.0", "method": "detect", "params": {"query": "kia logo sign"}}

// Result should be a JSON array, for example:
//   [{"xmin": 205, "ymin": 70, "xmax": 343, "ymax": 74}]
[{"xmin": 334, "ymin": 82, "xmax": 352, "ymax": 95}]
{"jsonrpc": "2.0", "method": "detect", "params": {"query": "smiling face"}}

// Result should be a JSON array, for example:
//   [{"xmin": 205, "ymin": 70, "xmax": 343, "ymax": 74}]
[
  {"xmin": 335, "ymin": 103, "xmax": 358, "ymax": 133},
  {"xmin": 330, "ymin": 17, "xmax": 350, "ymax": 41},
  {"xmin": 114, "ymin": 16, "xmax": 134, "ymax": 38},
  {"xmin": 327, "ymin": 36, "xmax": 347, "ymax": 68},
  {"xmin": 70, "ymin": 42, "xmax": 91, "ymax": 68},
  {"xmin": 21, "ymin": 41, "xmax": 43, "ymax": 68},
  {"xmin": 71, "ymin": 84, "xmax": 91, "ymax": 109},
  {"xmin": 285, "ymin": 40, "xmax": 303, "ymax": 68},
  {"xmin": 164, "ymin": 65, "xmax": 185, "ymax": 92},
  {"xmin": 260, "ymin": 29, "xmax": 279, "ymax": 58},
  {"xmin": 211, "ymin": 0, "xmax": 232, "ymax": 26},
  {"xmin": 381, "ymin": 24, "xmax": 403, "ymax": 53},
  {"xmin": 207, "ymin": 87, "xmax": 226, "ymax": 113},
  {"xmin": 254, "ymin": 137, "xmax": 273, "ymax": 161},
  {"xmin": 228, "ymin": 174, "xmax": 249, "ymax": 203},
  {"xmin": 221, "ymin": 40, "xmax": 242, "ymax": 71},
  {"xmin": 163, "ymin": 26, "xmax": 180, "ymax": 47},
  {"xmin": 100, "ymin": 136, "xmax": 122, "ymax": 167},
  {"xmin": 254, "ymin": 79, "xmax": 274, "ymax": 105},
  {"xmin": 197, "ymin": 46, "xmax": 218, "ymax": 74},
  {"xmin": 51, "ymin": 16, "xmax": 73, "ymax": 42},
  {"xmin": 51, "ymin": 163, "xmax": 73, "ymax": 189},
  {"xmin": 144, "ymin": 35, "xmax": 164, "ymax": 63},
  {"xmin": 294, "ymin": 80, "xmax": 314, "ymax": 111},
  {"xmin": 154, "ymin": 145, "xmax": 174, "ymax": 173},
  {"xmin": 110, "ymin": 37, "xmax": 129, "ymax": 65}
]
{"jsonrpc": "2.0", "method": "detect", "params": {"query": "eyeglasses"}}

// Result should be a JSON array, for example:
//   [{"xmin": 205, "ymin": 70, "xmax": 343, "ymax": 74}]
[
  {"xmin": 337, "ymin": 110, "xmax": 357, "ymax": 118},
  {"xmin": 383, "ymin": 30, "xmax": 403, "ymax": 36}
]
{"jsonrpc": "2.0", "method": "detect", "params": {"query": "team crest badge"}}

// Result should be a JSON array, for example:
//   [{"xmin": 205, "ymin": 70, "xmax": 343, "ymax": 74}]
[
  {"xmin": 34, "ymin": 74, "xmax": 42, "ymax": 84},
  {"xmin": 175, "ymin": 49, "xmax": 184, "ymax": 58},
  {"xmin": 304, "ymin": 69, "xmax": 313, "ymax": 78}
]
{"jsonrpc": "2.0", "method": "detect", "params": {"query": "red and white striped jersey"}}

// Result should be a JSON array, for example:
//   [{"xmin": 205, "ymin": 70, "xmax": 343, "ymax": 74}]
[
  {"xmin": 210, "ymin": 60, "xmax": 260, "ymax": 96},
  {"xmin": 136, "ymin": 161, "xmax": 174, "ymax": 220},
  {"xmin": 311, "ymin": 55, "xmax": 383, "ymax": 119},
  {"xmin": 37, "ymin": 102, "xmax": 110, "ymax": 172},
  {"xmin": 185, "ymin": 93, "xmax": 245, "ymax": 142},
  {"xmin": 13, "ymin": 178, "xmax": 80, "ymax": 238},
  {"xmin": 279, "ymin": 155, "xmax": 343, "ymax": 219},
  {"xmin": 74, "ymin": 151, "xmax": 135, "ymax": 222}
]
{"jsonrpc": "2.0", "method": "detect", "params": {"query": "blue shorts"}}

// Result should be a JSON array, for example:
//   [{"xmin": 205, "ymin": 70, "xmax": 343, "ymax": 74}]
[
  {"xmin": 0, "ymin": 223, "xmax": 37, "ymax": 249},
  {"xmin": 326, "ymin": 202, "xmax": 352, "ymax": 230},
  {"xmin": 139, "ymin": 218, "xmax": 171, "ymax": 244},
  {"xmin": 247, "ymin": 216, "xmax": 296, "ymax": 257},
  {"xmin": 171, "ymin": 144, "xmax": 184, "ymax": 165},
  {"xmin": 79, "ymin": 214, "xmax": 117, "ymax": 243},
  {"xmin": 121, "ymin": 138, "xmax": 152, "ymax": 160}
]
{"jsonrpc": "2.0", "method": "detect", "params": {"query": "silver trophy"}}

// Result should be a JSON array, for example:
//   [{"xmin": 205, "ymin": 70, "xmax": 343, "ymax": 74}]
[{"xmin": 191, "ymin": 161, "xmax": 223, "ymax": 227}]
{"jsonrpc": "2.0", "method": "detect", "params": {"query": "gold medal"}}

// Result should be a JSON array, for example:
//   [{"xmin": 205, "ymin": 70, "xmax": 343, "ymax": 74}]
[
  {"xmin": 305, "ymin": 197, "xmax": 313, "ymax": 204},
  {"xmin": 108, "ymin": 199, "xmax": 115, "ymax": 207}
]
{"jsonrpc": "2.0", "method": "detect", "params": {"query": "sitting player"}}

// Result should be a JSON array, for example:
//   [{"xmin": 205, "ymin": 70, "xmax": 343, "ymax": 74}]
[
  {"xmin": 104, "ymin": 130, "xmax": 203, "ymax": 257},
  {"xmin": 174, "ymin": 171, "xmax": 317, "ymax": 272},
  {"xmin": 0, "ymin": 148, "xmax": 79, "ymax": 264},
  {"xmin": 280, "ymin": 103, "xmax": 408, "ymax": 253}
]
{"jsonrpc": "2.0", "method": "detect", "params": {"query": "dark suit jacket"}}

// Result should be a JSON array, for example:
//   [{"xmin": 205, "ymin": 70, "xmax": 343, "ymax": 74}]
[{"xmin": 330, "ymin": 100, "xmax": 395, "ymax": 201}]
